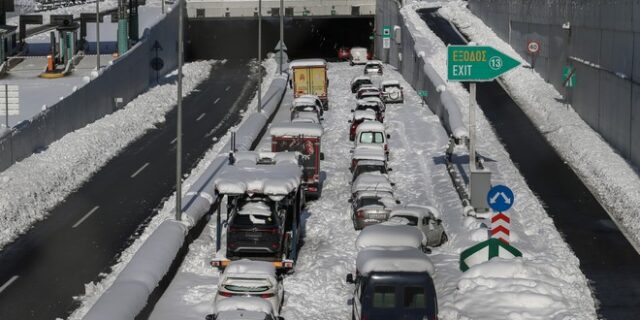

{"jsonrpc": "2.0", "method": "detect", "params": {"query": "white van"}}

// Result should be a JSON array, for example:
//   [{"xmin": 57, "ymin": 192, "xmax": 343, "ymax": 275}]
[
  {"xmin": 350, "ymin": 47, "xmax": 368, "ymax": 65},
  {"xmin": 354, "ymin": 121, "xmax": 389, "ymax": 157}
]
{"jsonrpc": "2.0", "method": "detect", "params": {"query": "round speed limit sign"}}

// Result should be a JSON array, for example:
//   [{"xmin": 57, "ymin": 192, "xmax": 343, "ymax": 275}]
[{"xmin": 527, "ymin": 40, "xmax": 540, "ymax": 55}]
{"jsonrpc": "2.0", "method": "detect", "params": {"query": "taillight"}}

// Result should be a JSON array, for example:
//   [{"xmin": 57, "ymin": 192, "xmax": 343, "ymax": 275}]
[
  {"xmin": 219, "ymin": 291, "xmax": 233, "ymax": 297},
  {"xmin": 356, "ymin": 210, "xmax": 364, "ymax": 218},
  {"xmin": 352, "ymin": 159, "xmax": 357, "ymax": 168},
  {"xmin": 271, "ymin": 242, "xmax": 279, "ymax": 249},
  {"xmin": 384, "ymin": 144, "xmax": 388, "ymax": 152},
  {"xmin": 260, "ymin": 293, "xmax": 275, "ymax": 298}
]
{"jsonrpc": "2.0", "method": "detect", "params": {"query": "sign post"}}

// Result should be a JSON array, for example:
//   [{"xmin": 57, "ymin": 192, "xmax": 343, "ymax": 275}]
[
  {"xmin": 460, "ymin": 185, "xmax": 521, "ymax": 271},
  {"xmin": 526, "ymin": 40, "xmax": 540, "ymax": 70},
  {"xmin": 382, "ymin": 25, "xmax": 391, "ymax": 62},
  {"xmin": 447, "ymin": 45, "xmax": 520, "ymax": 212}
]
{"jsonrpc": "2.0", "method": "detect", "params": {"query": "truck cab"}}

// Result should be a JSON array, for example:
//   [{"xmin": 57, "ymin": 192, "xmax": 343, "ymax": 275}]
[
  {"xmin": 270, "ymin": 123, "xmax": 324, "ymax": 199},
  {"xmin": 346, "ymin": 248, "xmax": 438, "ymax": 320}
]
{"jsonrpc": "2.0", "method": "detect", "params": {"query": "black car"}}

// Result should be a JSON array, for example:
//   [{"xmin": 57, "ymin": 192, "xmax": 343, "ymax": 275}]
[
  {"xmin": 351, "ymin": 76, "xmax": 374, "ymax": 93},
  {"xmin": 226, "ymin": 196, "xmax": 287, "ymax": 260}
]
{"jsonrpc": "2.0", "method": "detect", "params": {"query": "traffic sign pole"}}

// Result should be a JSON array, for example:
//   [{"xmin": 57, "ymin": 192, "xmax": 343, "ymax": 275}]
[{"xmin": 469, "ymin": 82, "xmax": 476, "ymax": 170}]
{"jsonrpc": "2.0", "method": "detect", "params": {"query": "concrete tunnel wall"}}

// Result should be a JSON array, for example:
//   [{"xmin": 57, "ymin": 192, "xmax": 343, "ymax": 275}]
[{"xmin": 467, "ymin": 0, "xmax": 640, "ymax": 169}]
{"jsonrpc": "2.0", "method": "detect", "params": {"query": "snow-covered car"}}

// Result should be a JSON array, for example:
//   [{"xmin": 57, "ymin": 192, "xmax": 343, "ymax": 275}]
[
  {"xmin": 351, "ymin": 159, "xmax": 390, "ymax": 183},
  {"xmin": 356, "ymin": 85, "xmax": 382, "ymax": 100},
  {"xmin": 350, "ymin": 144, "xmax": 386, "ymax": 172},
  {"xmin": 388, "ymin": 206, "xmax": 447, "ymax": 247},
  {"xmin": 215, "ymin": 260, "xmax": 284, "ymax": 314},
  {"xmin": 349, "ymin": 190, "xmax": 399, "ymax": 230},
  {"xmin": 355, "ymin": 223, "xmax": 424, "ymax": 251},
  {"xmin": 380, "ymin": 80, "xmax": 404, "ymax": 104},
  {"xmin": 207, "ymin": 297, "xmax": 284, "ymax": 320},
  {"xmin": 351, "ymin": 172, "xmax": 394, "ymax": 195},
  {"xmin": 291, "ymin": 111, "xmax": 321, "ymax": 124},
  {"xmin": 363, "ymin": 60, "xmax": 383, "ymax": 75},
  {"xmin": 350, "ymin": 47, "xmax": 368, "ymax": 65},
  {"xmin": 353, "ymin": 121, "xmax": 389, "ymax": 157},
  {"xmin": 360, "ymin": 96, "xmax": 386, "ymax": 113},
  {"xmin": 350, "ymin": 76, "xmax": 373, "ymax": 93},
  {"xmin": 346, "ymin": 247, "xmax": 437, "ymax": 320},
  {"xmin": 349, "ymin": 109, "xmax": 378, "ymax": 141},
  {"xmin": 291, "ymin": 96, "xmax": 323, "ymax": 119},
  {"xmin": 352, "ymin": 100, "xmax": 384, "ymax": 122}
]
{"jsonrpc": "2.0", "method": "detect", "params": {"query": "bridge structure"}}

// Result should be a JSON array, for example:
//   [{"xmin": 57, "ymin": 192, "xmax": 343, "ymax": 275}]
[{"xmin": 186, "ymin": 0, "xmax": 375, "ymax": 19}]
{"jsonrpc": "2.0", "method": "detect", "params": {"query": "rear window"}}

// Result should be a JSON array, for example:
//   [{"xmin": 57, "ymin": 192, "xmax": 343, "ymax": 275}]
[
  {"xmin": 232, "ymin": 199, "xmax": 276, "ymax": 227},
  {"xmin": 359, "ymin": 132, "xmax": 384, "ymax": 144},
  {"xmin": 358, "ymin": 197, "xmax": 384, "ymax": 208},
  {"xmin": 395, "ymin": 215, "xmax": 418, "ymax": 226},
  {"xmin": 373, "ymin": 286, "xmax": 396, "ymax": 309},
  {"xmin": 403, "ymin": 286, "xmax": 427, "ymax": 308},
  {"xmin": 223, "ymin": 277, "xmax": 271, "ymax": 293}
]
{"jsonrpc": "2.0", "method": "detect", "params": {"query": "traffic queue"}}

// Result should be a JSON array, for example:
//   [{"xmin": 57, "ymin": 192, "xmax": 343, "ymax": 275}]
[{"xmin": 203, "ymin": 58, "xmax": 447, "ymax": 320}]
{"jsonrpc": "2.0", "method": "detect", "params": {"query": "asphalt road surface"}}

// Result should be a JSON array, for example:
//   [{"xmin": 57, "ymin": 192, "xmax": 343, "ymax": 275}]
[
  {"xmin": 0, "ymin": 60, "xmax": 258, "ymax": 319},
  {"xmin": 419, "ymin": 9, "xmax": 640, "ymax": 319}
]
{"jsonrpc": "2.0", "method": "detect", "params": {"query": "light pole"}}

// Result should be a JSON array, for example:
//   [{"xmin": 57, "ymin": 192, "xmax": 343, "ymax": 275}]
[
  {"xmin": 279, "ymin": 0, "xmax": 283, "ymax": 74},
  {"xmin": 176, "ymin": 0, "xmax": 184, "ymax": 221},
  {"xmin": 257, "ymin": 0, "xmax": 262, "ymax": 111},
  {"xmin": 95, "ymin": 0, "xmax": 100, "ymax": 70}
]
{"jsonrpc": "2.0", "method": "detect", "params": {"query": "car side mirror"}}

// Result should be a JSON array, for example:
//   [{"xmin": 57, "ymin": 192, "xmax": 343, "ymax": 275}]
[
  {"xmin": 205, "ymin": 315, "xmax": 215, "ymax": 320},
  {"xmin": 348, "ymin": 119, "xmax": 352, "ymax": 123},
  {"xmin": 387, "ymin": 168, "xmax": 393, "ymax": 172},
  {"xmin": 390, "ymin": 182, "xmax": 396, "ymax": 187},
  {"xmin": 346, "ymin": 273, "xmax": 355, "ymax": 283},
  {"xmin": 320, "ymin": 152, "xmax": 325, "ymax": 161},
  {"xmin": 347, "ymin": 198, "xmax": 353, "ymax": 203},
  {"xmin": 351, "ymin": 109, "xmax": 355, "ymax": 113},
  {"xmin": 386, "ymin": 134, "xmax": 391, "ymax": 139},
  {"xmin": 395, "ymin": 200, "xmax": 401, "ymax": 204},
  {"xmin": 349, "ymin": 149, "xmax": 354, "ymax": 153}
]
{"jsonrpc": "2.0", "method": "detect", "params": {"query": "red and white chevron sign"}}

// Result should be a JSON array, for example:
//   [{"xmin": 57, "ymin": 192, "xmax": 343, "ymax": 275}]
[{"xmin": 491, "ymin": 212, "xmax": 510, "ymax": 244}]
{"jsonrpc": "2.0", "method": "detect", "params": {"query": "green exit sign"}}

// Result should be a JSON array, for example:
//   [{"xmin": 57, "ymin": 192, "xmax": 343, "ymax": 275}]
[
  {"xmin": 418, "ymin": 90, "xmax": 428, "ymax": 97},
  {"xmin": 447, "ymin": 45, "xmax": 520, "ymax": 82}
]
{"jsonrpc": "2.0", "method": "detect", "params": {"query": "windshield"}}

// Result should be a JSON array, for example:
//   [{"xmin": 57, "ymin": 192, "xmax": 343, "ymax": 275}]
[
  {"xmin": 359, "ymin": 132, "xmax": 385, "ymax": 144},
  {"xmin": 222, "ymin": 278, "xmax": 272, "ymax": 293},
  {"xmin": 394, "ymin": 215, "xmax": 418, "ymax": 226}
]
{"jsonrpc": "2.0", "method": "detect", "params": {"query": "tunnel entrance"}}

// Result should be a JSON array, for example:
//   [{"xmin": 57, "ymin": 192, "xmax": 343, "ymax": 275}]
[{"xmin": 187, "ymin": 16, "xmax": 374, "ymax": 61}]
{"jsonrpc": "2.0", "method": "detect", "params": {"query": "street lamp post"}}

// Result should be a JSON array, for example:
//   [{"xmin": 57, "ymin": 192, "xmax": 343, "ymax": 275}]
[
  {"xmin": 176, "ymin": 0, "xmax": 184, "ymax": 221},
  {"xmin": 279, "ymin": 0, "xmax": 283, "ymax": 74},
  {"xmin": 257, "ymin": 0, "xmax": 262, "ymax": 111},
  {"xmin": 95, "ymin": 0, "xmax": 100, "ymax": 70}
]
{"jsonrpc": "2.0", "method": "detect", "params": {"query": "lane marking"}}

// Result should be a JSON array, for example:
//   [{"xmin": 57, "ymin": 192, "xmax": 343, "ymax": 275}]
[
  {"xmin": 72, "ymin": 206, "xmax": 100, "ymax": 228},
  {"xmin": 130, "ymin": 162, "xmax": 150, "ymax": 178},
  {"xmin": 225, "ymin": 86, "xmax": 231, "ymax": 91},
  {"xmin": 196, "ymin": 113, "xmax": 206, "ymax": 122},
  {"xmin": 0, "ymin": 276, "xmax": 18, "ymax": 294},
  {"xmin": 214, "ymin": 97, "xmax": 221, "ymax": 104}
]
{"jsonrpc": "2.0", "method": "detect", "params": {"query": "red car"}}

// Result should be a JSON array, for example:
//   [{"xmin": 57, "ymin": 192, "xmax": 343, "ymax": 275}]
[{"xmin": 338, "ymin": 47, "xmax": 351, "ymax": 61}]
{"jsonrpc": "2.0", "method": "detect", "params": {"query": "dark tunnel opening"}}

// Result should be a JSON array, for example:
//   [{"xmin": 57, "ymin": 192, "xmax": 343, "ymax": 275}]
[{"xmin": 186, "ymin": 16, "xmax": 375, "ymax": 61}]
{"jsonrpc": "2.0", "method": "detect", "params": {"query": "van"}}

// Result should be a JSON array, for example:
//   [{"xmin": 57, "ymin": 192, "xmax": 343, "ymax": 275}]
[
  {"xmin": 346, "ymin": 248, "xmax": 438, "ymax": 320},
  {"xmin": 289, "ymin": 59, "xmax": 329, "ymax": 109}
]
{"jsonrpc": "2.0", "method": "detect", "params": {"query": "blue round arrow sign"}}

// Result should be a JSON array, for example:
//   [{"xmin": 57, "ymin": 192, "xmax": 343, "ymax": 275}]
[{"xmin": 487, "ymin": 185, "xmax": 514, "ymax": 212}]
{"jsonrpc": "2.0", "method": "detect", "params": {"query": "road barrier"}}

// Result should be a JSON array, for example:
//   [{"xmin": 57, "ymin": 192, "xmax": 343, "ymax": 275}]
[{"xmin": 82, "ymin": 57, "xmax": 289, "ymax": 320}]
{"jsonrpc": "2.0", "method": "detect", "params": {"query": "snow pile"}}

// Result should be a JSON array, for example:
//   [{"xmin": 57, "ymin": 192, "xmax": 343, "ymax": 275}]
[
  {"xmin": 437, "ymin": 0, "xmax": 640, "ymax": 250},
  {"xmin": 355, "ymin": 224, "xmax": 423, "ymax": 250},
  {"xmin": 356, "ymin": 247, "xmax": 436, "ymax": 276},
  {"xmin": 0, "ymin": 60, "xmax": 214, "ymax": 249},
  {"xmin": 67, "ymin": 58, "xmax": 279, "ymax": 320},
  {"xmin": 443, "ymin": 258, "xmax": 589, "ymax": 320}
]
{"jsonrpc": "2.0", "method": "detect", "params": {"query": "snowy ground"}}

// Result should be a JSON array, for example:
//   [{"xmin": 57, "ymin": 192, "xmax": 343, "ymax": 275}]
[
  {"xmin": 67, "ymin": 58, "xmax": 277, "ymax": 320},
  {"xmin": 147, "ymin": 62, "xmax": 597, "ymax": 320},
  {"xmin": 436, "ymin": 0, "xmax": 640, "ymax": 252},
  {"xmin": 0, "ymin": 60, "xmax": 214, "ymax": 250}
]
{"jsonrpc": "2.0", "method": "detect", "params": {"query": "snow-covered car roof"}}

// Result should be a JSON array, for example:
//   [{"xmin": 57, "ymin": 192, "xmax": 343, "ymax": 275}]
[
  {"xmin": 353, "ymin": 109, "xmax": 377, "ymax": 121},
  {"xmin": 365, "ymin": 60, "xmax": 383, "ymax": 66},
  {"xmin": 356, "ymin": 247, "xmax": 435, "ymax": 276},
  {"xmin": 355, "ymin": 159, "xmax": 386, "ymax": 167},
  {"xmin": 215, "ymin": 297, "xmax": 274, "ymax": 314},
  {"xmin": 270, "ymin": 122, "xmax": 323, "ymax": 137},
  {"xmin": 292, "ymin": 96, "xmax": 320, "ymax": 107},
  {"xmin": 222, "ymin": 260, "xmax": 277, "ymax": 282},
  {"xmin": 357, "ymin": 85, "xmax": 379, "ymax": 93},
  {"xmin": 237, "ymin": 201, "xmax": 272, "ymax": 217},
  {"xmin": 352, "ymin": 173, "xmax": 393, "ymax": 194},
  {"xmin": 352, "ymin": 145, "xmax": 386, "ymax": 162},
  {"xmin": 355, "ymin": 224, "xmax": 423, "ymax": 251},
  {"xmin": 214, "ymin": 152, "xmax": 302, "ymax": 199},
  {"xmin": 291, "ymin": 111, "xmax": 320, "ymax": 124},
  {"xmin": 356, "ymin": 121, "xmax": 386, "ymax": 134},
  {"xmin": 381, "ymin": 80, "xmax": 401, "ymax": 86},
  {"xmin": 356, "ymin": 98, "xmax": 383, "ymax": 108},
  {"xmin": 390, "ymin": 205, "xmax": 441, "ymax": 220},
  {"xmin": 289, "ymin": 59, "xmax": 327, "ymax": 68}
]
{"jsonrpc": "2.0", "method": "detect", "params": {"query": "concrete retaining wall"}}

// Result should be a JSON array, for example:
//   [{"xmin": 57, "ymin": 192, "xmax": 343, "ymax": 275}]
[
  {"xmin": 468, "ymin": 0, "xmax": 640, "ymax": 168},
  {"xmin": 375, "ymin": 0, "xmax": 468, "ymax": 141},
  {"xmin": 0, "ymin": 3, "xmax": 180, "ymax": 172}
]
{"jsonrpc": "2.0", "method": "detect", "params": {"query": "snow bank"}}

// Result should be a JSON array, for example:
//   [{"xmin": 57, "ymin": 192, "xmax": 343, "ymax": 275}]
[
  {"xmin": 355, "ymin": 224, "xmax": 423, "ymax": 251},
  {"xmin": 0, "ymin": 60, "xmax": 214, "ymax": 249},
  {"xmin": 443, "ymin": 258, "xmax": 590, "ymax": 320},
  {"xmin": 76, "ymin": 58, "xmax": 286, "ymax": 320},
  {"xmin": 438, "ymin": 0, "xmax": 640, "ymax": 250}
]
